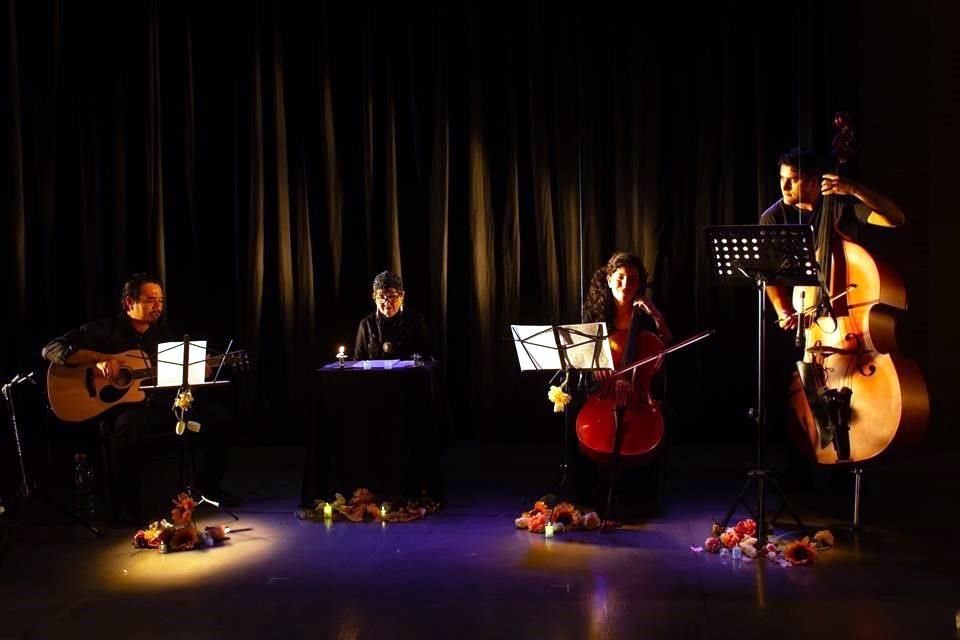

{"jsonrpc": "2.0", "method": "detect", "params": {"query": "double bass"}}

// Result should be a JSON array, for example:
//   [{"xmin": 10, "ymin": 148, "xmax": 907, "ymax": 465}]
[{"xmin": 788, "ymin": 113, "xmax": 929, "ymax": 464}]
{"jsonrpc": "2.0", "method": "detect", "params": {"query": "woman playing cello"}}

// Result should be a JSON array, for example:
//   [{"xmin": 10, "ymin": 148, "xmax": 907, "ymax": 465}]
[{"xmin": 572, "ymin": 251, "xmax": 672, "ymax": 515}]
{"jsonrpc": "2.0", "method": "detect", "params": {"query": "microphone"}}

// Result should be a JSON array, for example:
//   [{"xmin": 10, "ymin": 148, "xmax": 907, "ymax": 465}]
[{"xmin": 794, "ymin": 291, "xmax": 805, "ymax": 348}]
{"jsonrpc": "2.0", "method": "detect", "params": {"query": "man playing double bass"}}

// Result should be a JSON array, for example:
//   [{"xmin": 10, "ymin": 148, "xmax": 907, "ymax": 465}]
[
  {"xmin": 760, "ymin": 147, "xmax": 906, "ymax": 330},
  {"xmin": 759, "ymin": 146, "xmax": 923, "ymax": 473}
]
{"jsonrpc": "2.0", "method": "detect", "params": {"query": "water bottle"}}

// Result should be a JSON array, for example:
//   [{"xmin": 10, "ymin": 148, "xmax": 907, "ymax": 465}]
[{"xmin": 73, "ymin": 453, "xmax": 95, "ymax": 520}]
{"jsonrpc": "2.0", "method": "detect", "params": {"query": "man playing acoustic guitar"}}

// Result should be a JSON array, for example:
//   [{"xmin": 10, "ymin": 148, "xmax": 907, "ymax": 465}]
[{"xmin": 42, "ymin": 273, "xmax": 235, "ymax": 527}]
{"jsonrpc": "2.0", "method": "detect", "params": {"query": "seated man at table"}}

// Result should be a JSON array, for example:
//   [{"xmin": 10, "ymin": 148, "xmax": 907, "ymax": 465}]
[{"xmin": 353, "ymin": 270, "xmax": 431, "ymax": 360}]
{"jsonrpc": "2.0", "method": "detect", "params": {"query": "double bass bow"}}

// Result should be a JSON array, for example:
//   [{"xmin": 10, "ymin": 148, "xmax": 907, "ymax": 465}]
[{"xmin": 788, "ymin": 112, "xmax": 929, "ymax": 464}]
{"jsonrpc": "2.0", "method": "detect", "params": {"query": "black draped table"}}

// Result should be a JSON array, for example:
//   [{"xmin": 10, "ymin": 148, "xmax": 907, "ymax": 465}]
[{"xmin": 301, "ymin": 360, "xmax": 446, "ymax": 506}]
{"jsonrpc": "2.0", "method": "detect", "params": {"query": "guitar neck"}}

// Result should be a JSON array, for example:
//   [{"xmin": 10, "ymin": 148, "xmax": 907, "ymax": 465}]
[
  {"xmin": 131, "ymin": 367, "xmax": 158, "ymax": 381},
  {"xmin": 129, "ymin": 354, "xmax": 238, "ymax": 381}
]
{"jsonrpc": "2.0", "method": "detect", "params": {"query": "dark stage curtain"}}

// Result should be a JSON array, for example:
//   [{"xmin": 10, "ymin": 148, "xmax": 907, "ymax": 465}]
[{"xmin": 4, "ymin": 1, "xmax": 933, "ymax": 444}]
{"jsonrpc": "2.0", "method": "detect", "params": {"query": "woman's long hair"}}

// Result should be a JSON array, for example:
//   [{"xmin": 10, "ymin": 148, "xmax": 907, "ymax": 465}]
[{"xmin": 581, "ymin": 252, "xmax": 648, "ymax": 325}]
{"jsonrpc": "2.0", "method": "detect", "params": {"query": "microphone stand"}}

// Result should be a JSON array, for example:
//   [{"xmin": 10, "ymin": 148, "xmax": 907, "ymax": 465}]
[
  {"xmin": 2, "ymin": 371, "xmax": 103, "ymax": 538},
  {"xmin": 3, "ymin": 373, "xmax": 34, "ymax": 500}
]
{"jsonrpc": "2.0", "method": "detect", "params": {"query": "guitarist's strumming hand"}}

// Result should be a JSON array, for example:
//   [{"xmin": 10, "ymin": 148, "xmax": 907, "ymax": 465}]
[{"xmin": 95, "ymin": 358, "xmax": 122, "ymax": 382}]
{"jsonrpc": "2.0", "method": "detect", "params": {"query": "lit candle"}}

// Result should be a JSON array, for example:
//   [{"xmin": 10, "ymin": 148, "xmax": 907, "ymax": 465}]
[
  {"xmin": 323, "ymin": 503, "xmax": 333, "ymax": 519},
  {"xmin": 380, "ymin": 504, "xmax": 387, "ymax": 519},
  {"xmin": 544, "ymin": 522, "xmax": 554, "ymax": 538},
  {"xmin": 336, "ymin": 346, "xmax": 347, "ymax": 368}
]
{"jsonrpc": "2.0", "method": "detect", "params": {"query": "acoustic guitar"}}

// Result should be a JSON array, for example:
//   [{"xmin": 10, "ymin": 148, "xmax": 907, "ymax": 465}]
[{"xmin": 47, "ymin": 348, "xmax": 249, "ymax": 422}]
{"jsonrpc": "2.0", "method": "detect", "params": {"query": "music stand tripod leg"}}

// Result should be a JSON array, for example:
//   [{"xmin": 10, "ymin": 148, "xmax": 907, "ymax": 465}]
[
  {"xmin": 768, "ymin": 473, "xmax": 807, "ymax": 533},
  {"xmin": 719, "ymin": 476, "xmax": 757, "ymax": 529},
  {"xmin": 178, "ymin": 430, "xmax": 239, "ymax": 522}
]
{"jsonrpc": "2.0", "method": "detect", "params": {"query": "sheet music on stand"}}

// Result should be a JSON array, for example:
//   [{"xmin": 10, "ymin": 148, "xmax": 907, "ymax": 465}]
[
  {"xmin": 140, "ymin": 337, "xmax": 233, "ymax": 390},
  {"xmin": 511, "ymin": 323, "xmax": 614, "ymax": 373}
]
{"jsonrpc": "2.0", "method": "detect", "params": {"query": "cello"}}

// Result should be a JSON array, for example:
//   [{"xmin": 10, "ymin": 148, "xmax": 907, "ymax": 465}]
[
  {"xmin": 574, "ymin": 306, "xmax": 713, "ymax": 466},
  {"xmin": 575, "ymin": 306, "xmax": 666, "ymax": 466},
  {"xmin": 788, "ymin": 113, "xmax": 929, "ymax": 464}
]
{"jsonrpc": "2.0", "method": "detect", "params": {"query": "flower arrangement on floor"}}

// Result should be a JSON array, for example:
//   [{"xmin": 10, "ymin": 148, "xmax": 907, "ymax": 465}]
[
  {"xmin": 297, "ymin": 488, "xmax": 440, "ymax": 523},
  {"xmin": 132, "ymin": 493, "xmax": 231, "ymax": 552},
  {"xmin": 515, "ymin": 499, "xmax": 612, "ymax": 535},
  {"xmin": 691, "ymin": 518, "xmax": 835, "ymax": 566}
]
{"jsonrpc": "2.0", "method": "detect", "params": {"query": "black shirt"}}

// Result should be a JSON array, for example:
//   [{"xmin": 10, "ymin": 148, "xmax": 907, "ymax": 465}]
[
  {"xmin": 42, "ymin": 313, "xmax": 177, "ymax": 367},
  {"xmin": 353, "ymin": 310, "xmax": 430, "ymax": 360},
  {"xmin": 759, "ymin": 196, "xmax": 871, "ymax": 240}
]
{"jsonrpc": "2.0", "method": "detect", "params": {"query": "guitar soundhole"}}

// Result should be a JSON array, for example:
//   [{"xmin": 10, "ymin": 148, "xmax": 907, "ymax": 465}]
[
  {"xmin": 99, "ymin": 385, "xmax": 129, "ymax": 404},
  {"xmin": 99, "ymin": 368, "xmax": 133, "ymax": 405}
]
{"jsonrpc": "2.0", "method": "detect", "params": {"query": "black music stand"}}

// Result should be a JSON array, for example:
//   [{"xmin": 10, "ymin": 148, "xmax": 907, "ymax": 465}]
[
  {"xmin": 511, "ymin": 323, "xmax": 613, "ymax": 497},
  {"xmin": 705, "ymin": 224, "xmax": 818, "ymax": 544},
  {"xmin": 143, "ymin": 336, "xmax": 238, "ymax": 522}
]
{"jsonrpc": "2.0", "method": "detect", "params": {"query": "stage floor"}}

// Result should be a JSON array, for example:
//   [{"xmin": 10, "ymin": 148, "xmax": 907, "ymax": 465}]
[{"xmin": 1, "ymin": 440, "xmax": 957, "ymax": 639}]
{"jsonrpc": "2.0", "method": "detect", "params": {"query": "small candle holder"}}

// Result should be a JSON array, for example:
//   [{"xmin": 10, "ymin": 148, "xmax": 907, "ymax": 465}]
[
  {"xmin": 380, "ymin": 504, "xmax": 387, "ymax": 519},
  {"xmin": 323, "ymin": 503, "xmax": 333, "ymax": 519},
  {"xmin": 336, "ymin": 346, "xmax": 347, "ymax": 368},
  {"xmin": 544, "ymin": 522, "xmax": 554, "ymax": 538},
  {"xmin": 412, "ymin": 353, "xmax": 422, "ymax": 367}
]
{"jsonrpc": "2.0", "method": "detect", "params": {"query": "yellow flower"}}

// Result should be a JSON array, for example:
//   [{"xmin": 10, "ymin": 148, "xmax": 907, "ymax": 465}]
[
  {"xmin": 547, "ymin": 385, "xmax": 572, "ymax": 413},
  {"xmin": 813, "ymin": 529, "xmax": 835, "ymax": 548},
  {"xmin": 174, "ymin": 390, "xmax": 194, "ymax": 409}
]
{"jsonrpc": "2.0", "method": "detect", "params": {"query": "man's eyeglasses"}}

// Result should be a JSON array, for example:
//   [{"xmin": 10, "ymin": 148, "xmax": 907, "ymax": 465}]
[{"xmin": 375, "ymin": 294, "xmax": 402, "ymax": 303}]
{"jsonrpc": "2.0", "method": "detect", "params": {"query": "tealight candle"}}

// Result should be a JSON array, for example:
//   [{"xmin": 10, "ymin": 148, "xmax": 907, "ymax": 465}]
[
  {"xmin": 544, "ymin": 522, "xmax": 554, "ymax": 538},
  {"xmin": 323, "ymin": 503, "xmax": 333, "ymax": 519}
]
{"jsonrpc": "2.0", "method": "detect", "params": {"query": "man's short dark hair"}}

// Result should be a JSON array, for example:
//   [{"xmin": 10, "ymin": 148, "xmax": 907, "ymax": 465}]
[
  {"xmin": 372, "ymin": 270, "xmax": 403, "ymax": 292},
  {"xmin": 778, "ymin": 147, "xmax": 823, "ymax": 178},
  {"xmin": 120, "ymin": 272, "xmax": 163, "ymax": 310}
]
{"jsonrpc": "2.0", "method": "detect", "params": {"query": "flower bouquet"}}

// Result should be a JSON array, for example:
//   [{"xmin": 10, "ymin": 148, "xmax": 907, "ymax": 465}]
[
  {"xmin": 515, "ymin": 498, "xmax": 611, "ymax": 535},
  {"xmin": 297, "ymin": 488, "xmax": 440, "ymax": 523},
  {"xmin": 693, "ymin": 518, "xmax": 835, "ymax": 566},
  {"xmin": 133, "ymin": 493, "xmax": 231, "ymax": 552}
]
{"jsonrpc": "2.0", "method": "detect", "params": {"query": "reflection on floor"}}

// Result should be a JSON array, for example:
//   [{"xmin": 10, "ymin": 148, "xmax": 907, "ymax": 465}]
[{"xmin": 0, "ymin": 441, "xmax": 958, "ymax": 639}]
